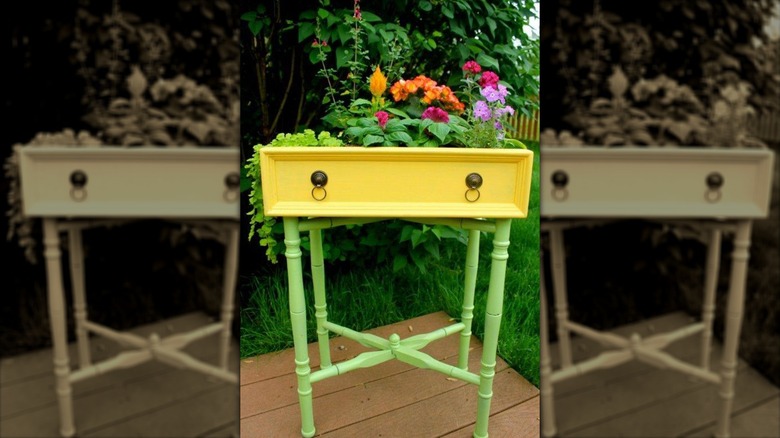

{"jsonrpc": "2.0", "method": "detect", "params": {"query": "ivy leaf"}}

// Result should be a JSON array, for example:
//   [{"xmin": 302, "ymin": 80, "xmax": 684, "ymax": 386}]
[
  {"xmin": 248, "ymin": 20, "xmax": 263, "ymax": 36},
  {"xmin": 392, "ymin": 254, "xmax": 408, "ymax": 272}
]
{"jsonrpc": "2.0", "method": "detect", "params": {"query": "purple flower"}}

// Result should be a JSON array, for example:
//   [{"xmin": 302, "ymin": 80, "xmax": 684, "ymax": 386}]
[
  {"xmin": 421, "ymin": 106, "xmax": 450, "ymax": 123},
  {"xmin": 473, "ymin": 101, "xmax": 491, "ymax": 122},
  {"xmin": 375, "ymin": 111, "xmax": 389, "ymax": 129},
  {"xmin": 480, "ymin": 84, "xmax": 509, "ymax": 104},
  {"xmin": 494, "ymin": 121, "xmax": 503, "ymax": 130},
  {"xmin": 493, "ymin": 105, "xmax": 515, "ymax": 118}
]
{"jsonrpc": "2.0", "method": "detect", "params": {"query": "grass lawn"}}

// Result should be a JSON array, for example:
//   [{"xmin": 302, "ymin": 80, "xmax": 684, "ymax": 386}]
[{"xmin": 240, "ymin": 142, "xmax": 541, "ymax": 387}]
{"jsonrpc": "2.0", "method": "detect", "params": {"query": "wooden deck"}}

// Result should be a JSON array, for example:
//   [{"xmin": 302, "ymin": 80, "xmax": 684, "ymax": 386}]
[
  {"xmin": 240, "ymin": 312, "xmax": 540, "ymax": 437},
  {"xmin": 547, "ymin": 312, "xmax": 780, "ymax": 437},
  {"xmin": 1, "ymin": 312, "xmax": 238, "ymax": 437}
]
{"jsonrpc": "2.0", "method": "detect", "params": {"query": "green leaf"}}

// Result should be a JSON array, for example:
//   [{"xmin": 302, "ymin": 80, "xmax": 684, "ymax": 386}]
[
  {"xmin": 476, "ymin": 53, "xmax": 499, "ymax": 70},
  {"xmin": 427, "ymin": 38, "xmax": 437, "ymax": 49},
  {"xmin": 360, "ymin": 11, "xmax": 382, "ymax": 22},
  {"xmin": 317, "ymin": 8, "xmax": 329, "ymax": 19},
  {"xmin": 335, "ymin": 47, "xmax": 349, "ymax": 69},
  {"xmin": 409, "ymin": 250, "xmax": 427, "ymax": 274},
  {"xmin": 299, "ymin": 10, "xmax": 316, "ymax": 20},
  {"xmin": 423, "ymin": 240, "xmax": 440, "ymax": 259},
  {"xmin": 410, "ymin": 229, "xmax": 424, "ymax": 248},
  {"xmin": 337, "ymin": 24, "xmax": 351, "ymax": 44},
  {"xmin": 427, "ymin": 123, "xmax": 450, "ymax": 143},
  {"xmin": 385, "ymin": 108, "xmax": 410, "ymax": 118},
  {"xmin": 298, "ymin": 22, "xmax": 315, "ymax": 43},
  {"xmin": 486, "ymin": 16, "xmax": 497, "ymax": 36},
  {"xmin": 419, "ymin": 0, "xmax": 432, "ymax": 11},
  {"xmin": 385, "ymin": 131, "xmax": 413, "ymax": 144},
  {"xmin": 442, "ymin": 6, "xmax": 454, "ymax": 18},
  {"xmin": 392, "ymin": 254, "xmax": 408, "ymax": 272},
  {"xmin": 240, "ymin": 11, "xmax": 257, "ymax": 21},
  {"xmin": 363, "ymin": 134, "xmax": 385, "ymax": 146},
  {"xmin": 248, "ymin": 20, "xmax": 263, "ymax": 36},
  {"xmin": 352, "ymin": 98, "xmax": 372, "ymax": 106}
]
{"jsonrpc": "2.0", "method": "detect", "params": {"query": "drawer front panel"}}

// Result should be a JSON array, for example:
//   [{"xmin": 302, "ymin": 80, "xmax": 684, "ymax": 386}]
[
  {"xmin": 260, "ymin": 147, "xmax": 534, "ymax": 218},
  {"xmin": 18, "ymin": 147, "xmax": 240, "ymax": 218},
  {"xmin": 540, "ymin": 148, "xmax": 774, "ymax": 218}
]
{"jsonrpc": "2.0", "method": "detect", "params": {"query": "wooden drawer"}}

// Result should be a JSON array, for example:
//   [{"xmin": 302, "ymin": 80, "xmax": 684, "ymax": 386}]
[
  {"xmin": 540, "ymin": 148, "xmax": 775, "ymax": 218},
  {"xmin": 259, "ymin": 147, "xmax": 534, "ymax": 218},
  {"xmin": 17, "ymin": 147, "xmax": 239, "ymax": 218}
]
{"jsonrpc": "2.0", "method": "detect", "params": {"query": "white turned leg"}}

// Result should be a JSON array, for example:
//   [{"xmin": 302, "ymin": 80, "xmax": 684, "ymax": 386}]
[
  {"xmin": 549, "ymin": 227, "xmax": 572, "ymax": 368},
  {"xmin": 68, "ymin": 227, "xmax": 91, "ymax": 369},
  {"xmin": 701, "ymin": 228, "xmax": 721, "ymax": 370},
  {"xmin": 540, "ymin": 250, "xmax": 557, "ymax": 438},
  {"xmin": 219, "ymin": 222, "xmax": 239, "ymax": 370},
  {"xmin": 44, "ymin": 219, "xmax": 75, "ymax": 437},
  {"xmin": 715, "ymin": 220, "xmax": 752, "ymax": 438}
]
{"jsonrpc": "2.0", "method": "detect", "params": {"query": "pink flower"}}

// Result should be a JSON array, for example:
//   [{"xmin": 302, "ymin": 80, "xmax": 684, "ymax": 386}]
[
  {"xmin": 421, "ymin": 107, "xmax": 450, "ymax": 123},
  {"xmin": 375, "ymin": 111, "xmax": 389, "ymax": 129},
  {"xmin": 480, "ymin": 71, "xmax": 500, "ymax": 89},
  {"xmin": 462, "ymin": 60, "xmax": 482, "ymax": 75}
]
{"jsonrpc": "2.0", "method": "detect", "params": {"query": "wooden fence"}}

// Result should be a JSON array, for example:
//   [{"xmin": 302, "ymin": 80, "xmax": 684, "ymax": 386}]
[{"xmin": 507, "ymin": 107, "xmax": 540, "ymax": 142}]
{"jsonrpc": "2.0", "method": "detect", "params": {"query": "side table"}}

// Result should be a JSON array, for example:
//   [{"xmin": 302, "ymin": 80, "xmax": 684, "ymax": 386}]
[
  {"xmin": 17, "ymin": 147, "xmax": 240, "ymax": 437},
  {"xmin": 258, "ymin": 146, "xmax": 535, "ymax": 437}
]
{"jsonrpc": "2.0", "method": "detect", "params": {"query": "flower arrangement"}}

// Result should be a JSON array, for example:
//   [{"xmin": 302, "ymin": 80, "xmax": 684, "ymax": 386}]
[{"xmin": 333, "ymin": 60, "xmax": 525, "ymax": 149}]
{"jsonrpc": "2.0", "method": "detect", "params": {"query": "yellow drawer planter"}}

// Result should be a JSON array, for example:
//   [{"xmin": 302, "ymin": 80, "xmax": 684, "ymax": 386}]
[{"xmin": 260, "ymin": 146, "xmax": 534, "ymax": 218}]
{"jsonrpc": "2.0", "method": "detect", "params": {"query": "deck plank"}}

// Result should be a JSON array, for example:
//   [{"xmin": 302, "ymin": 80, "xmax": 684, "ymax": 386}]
[
  {"xmin": 439, "ymin": 395, "xmax": 541, "ymax": 438},
  {"xmin": 240, "ymin": 311, "xmax": 538, "ymax": 437},
  {"xmin": 1, "ymin": 312, "xmax": 238, "ymax": 438}
]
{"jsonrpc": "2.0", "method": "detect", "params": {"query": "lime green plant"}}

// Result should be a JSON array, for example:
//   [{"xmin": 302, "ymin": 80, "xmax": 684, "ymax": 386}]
[{"xmin": 245, "ymin": 130, "xmax": 343, "ymax": 263}]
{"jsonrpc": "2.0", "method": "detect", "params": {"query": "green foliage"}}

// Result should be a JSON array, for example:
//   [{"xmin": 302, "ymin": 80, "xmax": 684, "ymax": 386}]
[
  {"xmin": 245, "ymin": 130, "xmax": 344, "ymax": 263},
  {"xmin": 241, "ymin": 0, "xmax": 539, "ymax": 144}
]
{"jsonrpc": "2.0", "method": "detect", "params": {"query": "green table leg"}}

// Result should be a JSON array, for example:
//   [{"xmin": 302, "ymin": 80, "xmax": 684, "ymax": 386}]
[
  {"xmin": 474, "ymin": 218, "xmax": 512, "ymax": 438},
  {"xmin": 283, "ymin": 217, "xmax": 316, "ymax": 437},
  {"xmin": 309, "ymin": 228, "xmax": 332, "ymax": 368},
  {"xmin": 459, "ymin": 229, "xmax": 481, "ymax": 370}
]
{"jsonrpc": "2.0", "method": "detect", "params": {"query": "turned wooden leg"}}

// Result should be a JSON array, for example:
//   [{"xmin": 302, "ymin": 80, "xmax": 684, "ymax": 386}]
[
  {"xmin": 283, "ymin": 217, "xmax": 315, "ymax": 437},
  {"xmin": 219, "ymin": 222, "xmax": 239, "ymax": 370},
  {"xmin": 44, "ymin": 219, "xmax": 75, "ymax": 437},
  {"xmin": 459, "ymin": 229, "xmax": 481, "ymax": 370},
  {"xmin": 309, "ymin": 228, "xmax": 332, "ymax": 369},
  {"xmin": 701, "ymin": 227, "xmax": 721, "ymax": 370},
  {"xmin": 715, "ymin": 220, "xmax": 752, "ymax": 438},
  {"xmin": 474, "ymin": 219, "xmax": 511, "ymax": 438},
  {"xmin": 549, "ymin": 227, "xmax": 572, "ymax": 368},
  {"xmin": 67, "ymin": 227, "xmax": 91, "ymax": 369},
  {"xmin": 540, "ymin": 249, "xmax": 557, "ymax": 438}
]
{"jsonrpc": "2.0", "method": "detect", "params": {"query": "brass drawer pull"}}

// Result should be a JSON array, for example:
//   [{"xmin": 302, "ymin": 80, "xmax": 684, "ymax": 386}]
[
  {"xmin": 224, "ymin": 172, "xmax": 240, "ymax": 202},
  {"xmin": 465, "ymin": 172, "xmax": 482, "ymax": 202},
  {"xmin": 311, "ymin": 170, "xmax": 328, "ymax": 201},
  {"xmin": 551, "ymin": 170, "xmax": 568, "ymax": 201},
  {"xmin": 705, "ymin": 172, "xmax": 723, "ymax": 202},
  {"xmin": 69, "ymin": 170, "xmax": 88, "ymax": 202}
]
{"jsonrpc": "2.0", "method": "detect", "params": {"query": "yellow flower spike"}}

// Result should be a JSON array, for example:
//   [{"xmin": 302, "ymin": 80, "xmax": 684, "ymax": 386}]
[{"xmin": 369, "ymin": 66, "xmax": 387, "ymax": 97}]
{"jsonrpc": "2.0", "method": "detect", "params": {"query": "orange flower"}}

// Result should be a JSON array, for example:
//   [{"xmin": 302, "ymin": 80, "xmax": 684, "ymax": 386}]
[{"xmin": 369, "ymin": 66, "xmax": 387, "ymax": 97}]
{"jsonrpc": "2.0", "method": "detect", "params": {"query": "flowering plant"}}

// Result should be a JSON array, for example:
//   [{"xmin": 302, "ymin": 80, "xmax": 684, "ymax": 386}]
[{"xmin": 334, "ymin": 60, "xmax": 525, "ymax": 149}]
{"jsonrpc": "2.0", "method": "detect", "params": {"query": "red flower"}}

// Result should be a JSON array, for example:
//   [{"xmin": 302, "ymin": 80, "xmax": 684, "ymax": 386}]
[
  {"xmin": 462, "ymin": 60, "xmax": 482, "ymax": 75},
  {"xmin": 375, "ymin": 111, "xmax": 389, "ymax": 129},
  {"xmin": 421, "ymin": 107, "xmax": 450, "ymax": 123},
  {"xmin": 479, "ymin": 71, "xmax": 500, "ymax": 89}
]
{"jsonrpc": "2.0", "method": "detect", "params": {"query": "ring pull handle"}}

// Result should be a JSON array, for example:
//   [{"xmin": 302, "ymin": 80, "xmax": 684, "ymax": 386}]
[
  {"xmin": 551, "ymin": 170, "xmax": 569, "ymax": 201},
  {"xmin": 223, "ymin": 172, "xmax": 240, "ymax": 202},
  {"xmin": 705, "ymin": 172, "xmax": 723, "ymax": 203},
  {"xmin": 311, "ymin": 170, "xmax": 328, "ymax": 201},
  {"xmin": 69, "ymin": 170, "xmax": 88, "ymax": 202},
  {"xmin": 465, "ymin": 172, "xmax": 482, "ymax": 202}
]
